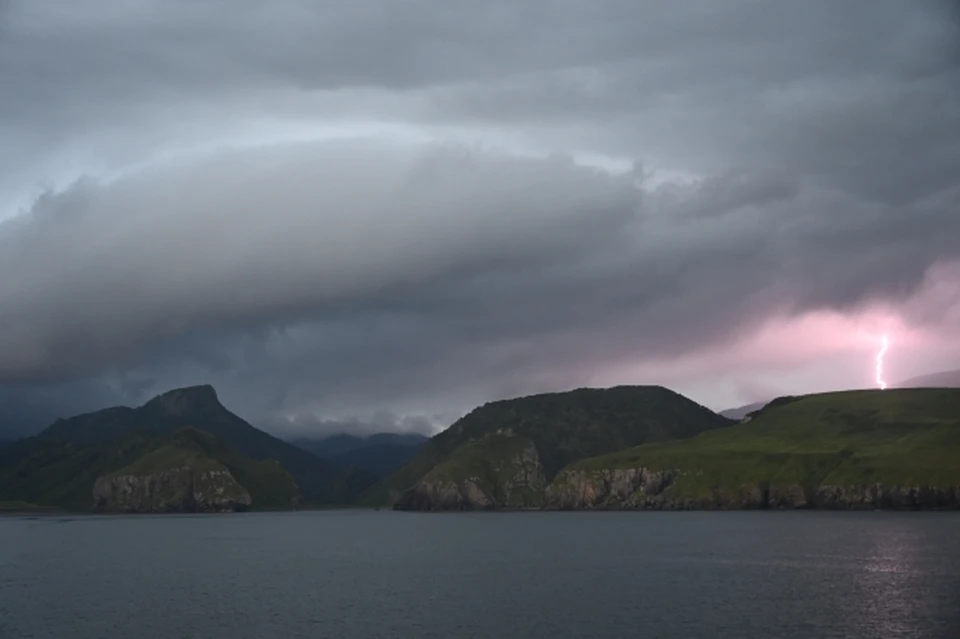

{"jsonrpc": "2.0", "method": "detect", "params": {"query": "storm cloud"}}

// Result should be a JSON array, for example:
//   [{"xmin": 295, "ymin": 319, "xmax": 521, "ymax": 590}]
[{"xmin": 1, "ymin": 1, "xmax": 958, "ymax": 437}]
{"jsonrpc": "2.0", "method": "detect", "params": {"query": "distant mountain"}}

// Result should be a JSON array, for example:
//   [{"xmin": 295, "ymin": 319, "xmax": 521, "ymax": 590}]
[
  {"xmin": 369, "ymin": 385, "xmax": 733, "ymax": 510},
  {"xmin": 0, "ymin": 385, "xmax": 375, "ymax": 510},
  {"xmin": 896, "ymin": 369, "xmax": 960, "ymax": 388},
  {"xmin": 719, "ymin": 401, "xmax": 768, "ymax": 421},
  {"xmin": 292, "ymin": 432, "xmax": 428, "ymax": 477},
  {"xmin": 293, "ymin": 432, "xmax": 427, "ymax": 458},
  {"xmin": 328, "ymin": 444, "xmax": 424, "ymax": 477},
  {"xmin": 720, "ymin": 369, "xmax": 960, "ymax": 417},
  {"xmin": 549, "ymin": 388, "xmax": 960, "ymax": 510}
]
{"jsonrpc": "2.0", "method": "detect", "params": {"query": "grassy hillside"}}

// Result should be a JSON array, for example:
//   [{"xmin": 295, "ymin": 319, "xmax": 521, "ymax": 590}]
[
  {"xmin": 0, "ymin": 427, "xmax": 300, "ymax": 511},
  {"xmin": 366, "ymin": 385, "xmax": 732, "ymax": 505},
  {"xmin": 108, "ymin": 428, "xmax": 300, "ymax": 509},
  {"xmin": 569, "ymin": 388, "xmax": 960, "ymax": 500},
  {"xmin": 0, "ymin": 501, "xmax": 51, "ymax": 512},
  {"xmin": 0, "ymin": 433, "xmax": 158, "ymax": 510},
  {"xmin": 33, "ymin": 386, "xmax": 371, "ymax": 503},
  {"xmin": 414, "ymin": 432, "xmax": 546, "ymax": 508}
]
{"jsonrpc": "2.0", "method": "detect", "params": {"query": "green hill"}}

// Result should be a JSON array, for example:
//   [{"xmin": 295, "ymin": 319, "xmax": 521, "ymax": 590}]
[
  {"xmin": 546, "ymin": 388, "xmax": 960, "ymax": 510},
  {"xmin": 368, "ymin": 385, "xmax": 733, "ymax": 510},
  {"xmin": 0, "ymin": 386, "xmax": 375, "ymax": 509},
  {"xmin": 95, "ymin": 428, "xmax": 299, "ymax": 512},
  {"xmin": 0, "ymin": 426, "xmax": 300, "ymax": 512}
]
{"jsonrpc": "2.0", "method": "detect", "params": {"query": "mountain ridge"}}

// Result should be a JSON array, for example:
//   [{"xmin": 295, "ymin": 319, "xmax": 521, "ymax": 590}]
[
  {"xmin": 719, "ymin": 401, "xmax": 768, "ymax": 421},
  {"xmin": 292, "ymin": 431, "xmax": 427, "ymax": 457},
  {"xmin": 291, "ymin": 431, "xmax": 429, "ymax": 477},
  {"xmin": 1, "ymin": 385, "xmax": 373, "ymax": 508},
  {"xmin": 897, "ymin": 369, "xmax": 960, "ymax": 388}
]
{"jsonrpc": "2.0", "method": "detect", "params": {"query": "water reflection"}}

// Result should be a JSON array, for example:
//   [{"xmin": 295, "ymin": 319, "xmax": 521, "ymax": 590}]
[{"xmin": 854, "ymin": 522, "xmax": 937, "ymax": 638}]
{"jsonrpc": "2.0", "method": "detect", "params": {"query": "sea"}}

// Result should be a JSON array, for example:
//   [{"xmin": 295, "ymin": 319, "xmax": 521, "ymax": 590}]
[{"xmin": 1, "ymin": 510, "xmax": 958, "ymax": 639}]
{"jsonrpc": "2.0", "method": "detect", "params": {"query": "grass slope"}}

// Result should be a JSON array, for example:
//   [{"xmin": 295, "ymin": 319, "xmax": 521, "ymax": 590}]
[
  {"xmin": 0, "ymin": 427, "xmax": 299, "ymax": 511},
  {"xmin": 419, "ymin": 432, "xmax": 544, "ymax": 507},
  {"xmin": 113, "ymin": 428, "xmax": 300, "ymax": 509},
  {"xmin": 570, "ymin": 388, "xmax": 960, "ymax": 498},
  {"xmin": 365, "ymin": 385, "xmax": 732, "ymax": 504},
  {"xmin": 0, "ymin": 434, "xmax": 155, "ymax": 511},
  {"xmin": 0, "ymin": 501, "xmax": 51, "ymax": 512}
]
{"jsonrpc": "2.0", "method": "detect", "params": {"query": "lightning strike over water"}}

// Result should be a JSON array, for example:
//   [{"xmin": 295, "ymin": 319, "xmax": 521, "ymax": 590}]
[{"xmin": 875, "ymin": 335, "xmax": 890, "ymax": 390}]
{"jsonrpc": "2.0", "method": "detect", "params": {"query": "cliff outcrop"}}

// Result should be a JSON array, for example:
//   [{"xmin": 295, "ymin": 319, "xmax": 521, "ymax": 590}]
[
  {"xmin": 93, "ymin": 466, "xmax": 252, "ymax": 513},
  {"xmin": 394, "ymin": 433, "xmax": 546, "ymax": 510},
  {"xmin": 543, "ymin": 467, "xmax": 958, "ymax": 510},
  {"xmin": 812, "ymin": 484, "xmax": 958, "ymax": 509}
]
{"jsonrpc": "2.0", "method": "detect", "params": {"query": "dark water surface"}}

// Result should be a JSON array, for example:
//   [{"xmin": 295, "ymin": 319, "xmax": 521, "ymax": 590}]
[{"xmin": 1, "ymin": 510, "xmax": 958, "ymax": 638}]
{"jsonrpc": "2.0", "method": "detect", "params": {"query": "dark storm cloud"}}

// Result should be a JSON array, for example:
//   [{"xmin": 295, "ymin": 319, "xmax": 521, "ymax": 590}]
[
  {"xmin": 0, "ymin": 375, "xmax": 155, "ymax": 440},
  {"xmin": 0, "ymin": 143, "xmax": 639, "ymax": 382},
  {"xmin": 1, "ymin": 1, "xmax": 958, "ymax": 436}
]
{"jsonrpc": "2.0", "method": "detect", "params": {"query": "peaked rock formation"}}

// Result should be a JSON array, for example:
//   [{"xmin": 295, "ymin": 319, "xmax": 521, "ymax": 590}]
[{"xmin": 29, "ymin": 385, "xmax": 364, "ymax": 504}]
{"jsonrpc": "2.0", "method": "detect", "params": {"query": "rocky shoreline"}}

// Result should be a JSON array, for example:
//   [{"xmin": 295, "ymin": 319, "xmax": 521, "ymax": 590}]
[
  {"xmin": 93, "ymin": 466, "xmax": 252, "ymax": 513},
  {"xmin": 394, "ymin": 464, "xmax": 960, "ymax": 511}
]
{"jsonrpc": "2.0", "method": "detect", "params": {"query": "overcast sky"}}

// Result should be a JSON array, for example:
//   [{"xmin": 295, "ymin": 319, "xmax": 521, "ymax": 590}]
[{"xmin": 1, "ymin": 1, "xmax": 959, "ymax": 439}]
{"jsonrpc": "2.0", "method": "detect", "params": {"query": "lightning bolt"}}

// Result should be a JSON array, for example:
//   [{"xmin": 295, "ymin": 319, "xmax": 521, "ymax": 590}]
[{"xmin": 875, "ymin": 335, "xmax": 890, "ymax": 390}]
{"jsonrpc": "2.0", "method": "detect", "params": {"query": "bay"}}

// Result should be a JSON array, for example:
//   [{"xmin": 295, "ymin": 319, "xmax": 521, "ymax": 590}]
[{"xmin": 1, "ymin": 511, "xmax": 958, "ymax": 638}]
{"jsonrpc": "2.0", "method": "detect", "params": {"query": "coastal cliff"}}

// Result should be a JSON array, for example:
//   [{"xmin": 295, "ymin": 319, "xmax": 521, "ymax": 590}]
[
  {"xmin": 395, "ymin": 456, "xmax": 960, "ymax": 511},
  {"xmin": 374, "ymin": 385, "xmax": 732, "ymax": 509},
  {"xmin": 813, "ymin": 484, "xmax": 958, "ymax": 509},
  {"xmin": 4, "ymin": 385, "xmax": 360, "ymax": 510},
  {"xmin": 544, "ymin": 467, "xmax": 959, "ymax": 510},
  {"xmin": 529, "ymin": 388, "xmax": 960, "ymax": 512},
  {"xmin": 93, "ymin": 466, "xmax": 252, "ymax": 513},
  {"xmin": 377, "ymin": 387, "xmax": 960, "ymax": 512},
  {"xmin": 394, "ymin": 432, "xmax": 547, "ymax": 510}
]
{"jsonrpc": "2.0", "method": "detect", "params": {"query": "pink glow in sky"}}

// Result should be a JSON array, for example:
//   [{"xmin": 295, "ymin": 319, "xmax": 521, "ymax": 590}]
[{"xmin": 590, "ymin": 261, "xmax": 960, "ymax": 411}]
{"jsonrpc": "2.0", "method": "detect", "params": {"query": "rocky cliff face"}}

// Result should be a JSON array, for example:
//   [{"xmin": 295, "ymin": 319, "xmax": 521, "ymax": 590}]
[
  {"xmin": 490, "ymin": 438, "xmax": 547, "ymax": 507},
  {"xmin": 813, "ymin": 484, "xmax": 958, "ymax": 509},
  {"xmin": 394, "ymin": 458, "xmax": 960, "ymax": 511},
  {"xmin": 93, "ymin": 466, "xmax": 252, "ymax": 513},
  {"xmin": 546, "ymin": 468, "xmax": 667, "ymax": 509},
  {"xmin": 544, "ymin": 466, "xmax": 958, "ymax": 510},
  {"xmin": 394, "ymin": 477, "xmax": 495, "ymax": 511},
  {"xmin": 394, "ymin": 436, "xmax": 546, "ymax": 511}
]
